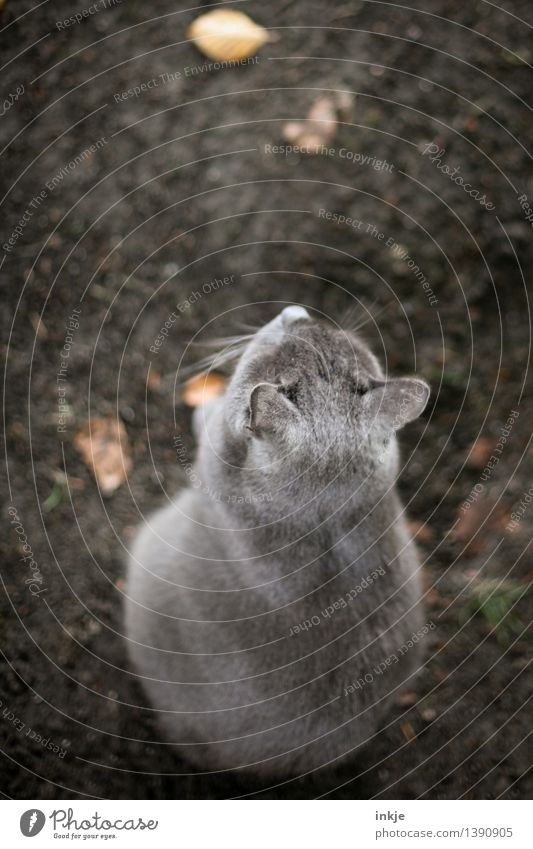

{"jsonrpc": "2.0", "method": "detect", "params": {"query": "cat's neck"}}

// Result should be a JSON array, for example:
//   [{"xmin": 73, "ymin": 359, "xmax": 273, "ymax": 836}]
[{"xmin": 205, "ymin": 481, "xmax": 402, "ymax": 550}]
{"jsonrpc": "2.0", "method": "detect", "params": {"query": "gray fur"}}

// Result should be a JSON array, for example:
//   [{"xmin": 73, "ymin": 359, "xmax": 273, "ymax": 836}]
[{"xmin": 125, "ymin": 307, "xmax": 430, "ymax": 778}]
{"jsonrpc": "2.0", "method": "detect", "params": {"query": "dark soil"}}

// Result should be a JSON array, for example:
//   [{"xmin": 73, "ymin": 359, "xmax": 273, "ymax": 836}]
[{"xmin": 1, "ymin": 0, "xmax": 532, "ymax": 799}]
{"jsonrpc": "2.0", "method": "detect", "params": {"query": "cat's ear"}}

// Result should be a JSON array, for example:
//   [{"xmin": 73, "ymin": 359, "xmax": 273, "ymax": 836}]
[
  {"xmin": 362, "ymin": 377, "xmax": 429, "ymax": 431},
  {"xmin": 247, "ymin": 382, "xmax": 298, "ymax": 438}
]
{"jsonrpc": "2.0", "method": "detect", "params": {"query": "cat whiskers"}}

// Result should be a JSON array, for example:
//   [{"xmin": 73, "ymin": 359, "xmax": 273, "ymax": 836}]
[{"xmin": 177, "ymin": 334, "xmax": 255, "ymax": 384}]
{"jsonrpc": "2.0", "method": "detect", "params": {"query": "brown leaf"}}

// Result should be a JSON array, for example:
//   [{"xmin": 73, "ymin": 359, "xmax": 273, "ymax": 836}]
[
  {"xmin": 147, "ymin": 368, "xmax": 161, "ymax": 391},
  {"xmin": 425, "ymin": 588, "xmax": 444, "ymax": 609},
  {"xmin": 187, "ymin": 9, "xmax": 269, "ymax": 62},
  {"xmin": 397, "ymin": 691, "xmax": 418, "ymax": 707},
  {"xmin": 400, "ymin": 721, "xmax": 417, "ymax": 742},
  {"xmin": 452, "ymin": 495, "xmax": 509, "ymax": 556},
  {"xmin": 466, "ymin": 436, "xmax": 497, "ymax": 469},
  {"xmin": 182, "ymin": 372, "xmax": 227, "ymax": 407},
  {"xmin": 30, "ymin": 312, "xmax": 48, "ymax": 340},
  {"xmin": 282, "ymin": 95, "xmax": 339, "ymax": 153},
  {"xmin": 407, "ymin": 519, "xmax": 434, "ymax": 543},
  {"xmin": 74, "ymin": 418, "xmax": 132, "ymax": 494}
]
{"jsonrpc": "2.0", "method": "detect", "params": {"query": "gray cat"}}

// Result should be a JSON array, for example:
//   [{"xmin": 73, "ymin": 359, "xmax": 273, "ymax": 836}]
[{"xmin": 125, "ymin": 305, "xmax": 430, "ymax": 779}]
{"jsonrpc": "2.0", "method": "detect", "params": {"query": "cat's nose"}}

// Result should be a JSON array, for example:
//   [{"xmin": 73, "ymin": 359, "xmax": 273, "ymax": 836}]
[{"xmin": 280, "ymin": 305, "xmax": 310, "ymax": 326}]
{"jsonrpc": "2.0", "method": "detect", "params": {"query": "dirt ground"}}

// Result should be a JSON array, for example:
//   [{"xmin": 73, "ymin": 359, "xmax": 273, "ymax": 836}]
[{"xmin": 1, "ymin": 0, "xmax": 533, "ymax": 799}]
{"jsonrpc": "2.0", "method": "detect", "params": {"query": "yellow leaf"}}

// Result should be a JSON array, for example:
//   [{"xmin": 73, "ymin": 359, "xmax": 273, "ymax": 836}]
[
  {"xmin": 74, "ymin": 418, "xmax": 132, "ymax": 494},
  {"xmin": 187, "ymin": 9, "xmax": 269, "ymax": 62},
  {"xmin": 182, "ymin": 372, "xmax": 227, "ymax": 407}
]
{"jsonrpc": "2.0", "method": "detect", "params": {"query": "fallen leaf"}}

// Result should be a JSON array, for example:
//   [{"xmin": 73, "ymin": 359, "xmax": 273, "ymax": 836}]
[
  {"xmin": 452, "ymin": 495, "xmax": 510, "ymax": 555},
  {"xmin": 466, "ymin": 436, "xmax": 497, "ymax": 469},
  {"xmin": 425, "ymin": 588, "xmax": 444, "ymax": 608},
  {"xmin": 400, "ymin": 721, "xmax": 417, "ymax": 742},
  {"xmin": 283, "ymin": 95, "xmax": 338, "ymax": 153},
  {"xmin": 187, "ymin": 9, "xmax": 269, "ymax": 62},
  {"xmin": 147, "ymin": 368, "xmax": 161, "ymax": 391},
  {"xmin": 74, "ymin": 418, "xmax": 132, "ymax": 494},
  {"xmin": 464, "ymin": 116, "xmax": 478, "ymax": 133},
  {"xmin": 407, "ymin": 519, "xmax": 434, "ymax": 543},
  {"xmin": 397, "ymin": 691, "xmax": 418, "ymax": 707},
  {"xmin": 30, "ymin": 312, "xmax": 48, "ymax": 339},
  {"xmin": 42, "ymin": 482, "xmax": 64, "ymax": 513},
  {"xmin": 182, "ymin": 372, "xmax": 227, "ymax": 407}
]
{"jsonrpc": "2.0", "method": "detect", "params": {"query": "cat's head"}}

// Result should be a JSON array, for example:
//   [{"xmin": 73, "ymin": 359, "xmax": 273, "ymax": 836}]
[{"xmin": 221, "ymin": 306, "xmax": 429, "ymax": 481}]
